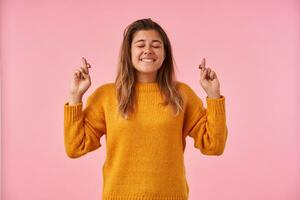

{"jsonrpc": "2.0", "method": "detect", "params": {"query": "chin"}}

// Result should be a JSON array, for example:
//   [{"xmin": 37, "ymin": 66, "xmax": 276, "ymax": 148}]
[{"xmin": 138, "ymin": 67, "xmax": 160, "ymax": 73}]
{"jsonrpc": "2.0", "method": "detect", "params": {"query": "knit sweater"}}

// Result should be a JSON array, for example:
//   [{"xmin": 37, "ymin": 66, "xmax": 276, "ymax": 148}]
[{"xmin": 64, "ymin": 81, "xmax": 228, "ymax": 200}]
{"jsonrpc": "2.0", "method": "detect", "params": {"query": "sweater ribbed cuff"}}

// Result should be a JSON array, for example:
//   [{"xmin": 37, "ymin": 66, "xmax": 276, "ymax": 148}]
[
  {"xmin": 206, "ymin": 95, "xmax": 226, "ymax": 114},
  {"xmin": 64, "ymin": 102, "xmax": 83, "ymax": 122}
]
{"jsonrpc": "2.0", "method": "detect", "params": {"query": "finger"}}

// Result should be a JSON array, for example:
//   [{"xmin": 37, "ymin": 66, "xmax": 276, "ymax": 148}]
[
  {"xmin": 77, "ymin": 67, "xmax": 87, "ymax": 77},
  {"xmin": 201, "ymin": 68, "xmax": 208, "ymax": 81},
  {"xmin": 74, "ymin": 71, "xmax": 80, "ymax": 79},
  {"xmin": 75, "ymin": 69, "xmax": 82, "ymax": 79},
  {"xmin": 79, "ymin": 68, "xmax": 88, "ymax": 79},
  {"xmin": 82, "ymin": 57, "xmax": 88, "ymax": 67},
  {"xmin": 198, "ymin": 58, "xmax": 206, "ymax": 69},
  {"xmin": 209, "ymin": 70, "xmax": 215, "ymax": 80},
  {"xmin": 79, "ymin": 67, "xmax": 90, "ymax": 79},
  {"xmin": 199, "ymin": 65, "xmax": 206, "ymax": 75},
  {"xmin": 212, "ymin": 71, "xmax": 218, "ymax": 80},
  {"xmin": 75, "ymin": 69, "xmax": 81, "ymax": 76},
  {"xmin": 213, "ymin": 71, "xmax": 218, "ymax": 79},
  {"xmin": 80, "ymin": 66, "xmax": 89, "ymax": 75},
  {"xmin": 201, "ymin": 58, "xmax": 206, "ymax": 68},
  {"xmin": 204, "ymin": 68, "xmax": 211, "ymax": 80},
  {"xmin": 82, "ymin": 57, "xmax": 92, "ymax": 72},
  {"xmin": 83, "ymin": 60, "xmax": 91, "ymax": 69},
  {"xmin": 81, "ymin": 71, "xmax": 89, "ymax": 79},
  {"xmin": 200, "ymin": 65, "xmax": 206, "ymax": 72},
  {"xmin": 206, "ymin": 67, "xmax": 211, "ymax": 75}
]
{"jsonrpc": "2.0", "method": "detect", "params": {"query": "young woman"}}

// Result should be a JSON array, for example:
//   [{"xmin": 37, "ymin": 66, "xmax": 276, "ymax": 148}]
[{"xmin": 64, "ymin": 18, "xmax": 228, "ymax": 200}]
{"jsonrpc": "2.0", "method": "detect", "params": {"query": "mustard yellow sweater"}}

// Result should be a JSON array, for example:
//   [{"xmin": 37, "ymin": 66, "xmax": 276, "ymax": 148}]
[{"xmin": 64, "ymin": 82, "xmax": 228, "ymax": 200}]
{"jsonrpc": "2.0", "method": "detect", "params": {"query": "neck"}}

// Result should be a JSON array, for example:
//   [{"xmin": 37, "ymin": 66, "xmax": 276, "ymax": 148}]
[{"xmin": 136, "ymin": 72, "xmax": 157, "ymax": 83}]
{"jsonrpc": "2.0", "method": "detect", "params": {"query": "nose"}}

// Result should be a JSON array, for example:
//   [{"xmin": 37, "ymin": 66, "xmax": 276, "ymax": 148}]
[{"xmin": 143, "ymin": 49, "xmax": 153, "ymax": 55}]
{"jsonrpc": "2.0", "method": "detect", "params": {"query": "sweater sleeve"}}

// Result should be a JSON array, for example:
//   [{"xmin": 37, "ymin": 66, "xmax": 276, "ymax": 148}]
[
  {"xmin": 182, "ymin": 85, "xmax": 228, "ymax": 156},
  {"xmin": 64, "ymin": 88, "xmax": 106, "ymax": 158}
]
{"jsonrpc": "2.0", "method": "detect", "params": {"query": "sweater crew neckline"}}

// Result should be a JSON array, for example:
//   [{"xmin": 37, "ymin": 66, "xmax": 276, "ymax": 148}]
[{"xmin": 135, "ymin": 82, "xmax": 159, "ymax": 92}]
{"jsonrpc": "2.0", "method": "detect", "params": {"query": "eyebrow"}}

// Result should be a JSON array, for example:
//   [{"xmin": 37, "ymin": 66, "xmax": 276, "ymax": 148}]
[{"xmin": 134, "ymin": 39, "xmax": 162, "ymax": 44}]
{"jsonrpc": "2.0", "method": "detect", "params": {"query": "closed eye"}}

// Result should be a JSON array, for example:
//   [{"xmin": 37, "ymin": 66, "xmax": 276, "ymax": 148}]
[{"xmin": 137, "ymin": 45, "xmax": 161, "ymax": 48}]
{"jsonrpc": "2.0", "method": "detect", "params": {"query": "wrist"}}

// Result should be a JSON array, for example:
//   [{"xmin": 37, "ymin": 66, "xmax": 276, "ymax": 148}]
[
  {"xmin": 207, "ymin": 95, "xmax": 221, "ymax": 99},
  {"xmin": 69, "ymin": 94, "xmax": 83, "ymax": 105},
  {"xmin": 207, "ymin": 92, "xmax": 221, "ymax": 99}
]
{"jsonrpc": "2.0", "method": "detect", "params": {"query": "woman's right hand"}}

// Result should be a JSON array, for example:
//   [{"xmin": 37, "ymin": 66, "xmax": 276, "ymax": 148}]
[{"xmin": 70, "ymin": 57, "xmax": 92, "ymax": 98}]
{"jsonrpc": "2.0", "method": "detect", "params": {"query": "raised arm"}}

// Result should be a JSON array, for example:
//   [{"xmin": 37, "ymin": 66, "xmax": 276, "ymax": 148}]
[{"xmin": 63, "ymin": 57, "xmax": 106, "ymax": 158}]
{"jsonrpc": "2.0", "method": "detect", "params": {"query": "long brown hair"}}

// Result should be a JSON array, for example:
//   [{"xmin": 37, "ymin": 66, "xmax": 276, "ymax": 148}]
[{"xmin": 115, "ymin": 18, "xmax": 183, "ymax": 119}]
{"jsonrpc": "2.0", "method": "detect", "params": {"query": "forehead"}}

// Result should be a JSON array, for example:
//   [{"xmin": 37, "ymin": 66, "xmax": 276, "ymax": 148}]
[{"xmin": 132, "ymin": 30, "xmax": 163, "ymax": 42}]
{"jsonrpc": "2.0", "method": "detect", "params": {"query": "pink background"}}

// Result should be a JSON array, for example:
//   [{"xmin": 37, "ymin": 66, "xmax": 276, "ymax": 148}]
[{"xmin": 1, "ymin": 0, "xmax": 300, "ymax": 199}]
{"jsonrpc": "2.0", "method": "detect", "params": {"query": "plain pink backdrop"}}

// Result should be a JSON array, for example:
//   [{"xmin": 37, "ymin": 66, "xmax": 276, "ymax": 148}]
[{"xmin": 1, "ymin": 0, "xmax": 299, "ymax": 199}]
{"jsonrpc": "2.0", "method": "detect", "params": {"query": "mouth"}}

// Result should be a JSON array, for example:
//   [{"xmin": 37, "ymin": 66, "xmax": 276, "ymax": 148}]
[{"xmin": 140, "ymin": 58, "xmax": 156, "ymax": 63}]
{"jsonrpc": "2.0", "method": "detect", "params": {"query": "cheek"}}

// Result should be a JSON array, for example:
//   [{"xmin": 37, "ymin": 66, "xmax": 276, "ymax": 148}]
[
  {"xmin": 132, "ymin": 49, "xmax": 141, "ymax": 59},
  {"xmin": 157, "ymin": 50, "xmax": 165, "ymax": 60},
  {"xmin": 131, "ymin": 49, "xmax": 137, "ymax": 63}
]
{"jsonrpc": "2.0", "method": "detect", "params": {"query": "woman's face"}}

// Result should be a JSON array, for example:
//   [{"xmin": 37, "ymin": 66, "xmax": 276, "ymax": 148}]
[{"xmin": 131, "ymin": 30, "xmax": 165, "ymax": 82}]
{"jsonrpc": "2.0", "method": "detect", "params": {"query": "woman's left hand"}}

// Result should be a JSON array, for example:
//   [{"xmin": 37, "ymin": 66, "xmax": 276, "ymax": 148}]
[{"xmin": 199, "ymin": 58, "xmax": 221, "ymax": 99}]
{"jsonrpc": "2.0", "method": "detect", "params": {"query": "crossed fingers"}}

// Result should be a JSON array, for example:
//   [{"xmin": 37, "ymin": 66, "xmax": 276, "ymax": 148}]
[
  {"xmin": 75, "ymin": 57, "xmax": 91, "ymax": 79},
  {"xmin": 198, "ymin": 58, "xmax": 217, "ymax": 81}
]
